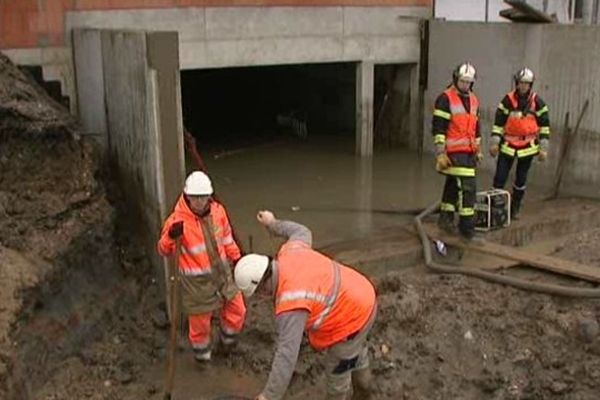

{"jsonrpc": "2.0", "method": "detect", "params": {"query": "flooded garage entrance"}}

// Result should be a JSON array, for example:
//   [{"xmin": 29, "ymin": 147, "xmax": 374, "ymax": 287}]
[{"xmin": 180, "ymin": 62, "xmax": 431, "ymax": 254}]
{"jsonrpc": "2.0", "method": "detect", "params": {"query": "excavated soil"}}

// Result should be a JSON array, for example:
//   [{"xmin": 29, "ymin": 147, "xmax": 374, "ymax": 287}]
[{"xmin": 2, "ymin": 51, "xmax": 600, "ymax": 400}]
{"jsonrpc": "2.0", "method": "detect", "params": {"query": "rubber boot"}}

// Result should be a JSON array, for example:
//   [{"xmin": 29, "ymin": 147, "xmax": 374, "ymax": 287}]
[
  {"xmin": 511, "ymin": 187, "xmax": 525, "ymax": 220},
  {"xmin": 351, "ymin": 368, "xmax": 373, "ymax": 400},
  {"xmin": 437, "ymin": 211, "xmax": 455, "ymax": 234},
  {"xmin": 193, "ymin": 348, "xmax": 211, "ymax": 362}
]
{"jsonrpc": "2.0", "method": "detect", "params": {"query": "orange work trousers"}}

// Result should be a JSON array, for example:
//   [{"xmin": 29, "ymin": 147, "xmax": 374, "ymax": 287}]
[{"xmin": 188, "ymin": 292, "xmax": 246, "ymax": 350}]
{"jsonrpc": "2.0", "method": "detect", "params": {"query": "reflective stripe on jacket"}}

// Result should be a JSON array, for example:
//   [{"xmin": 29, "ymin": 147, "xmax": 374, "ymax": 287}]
[
  {"xmin": 444, "ymin": 87, "xmax": 479, "ymax": 154},
  {"xmin": 158, "ymin": 196, "xmax": 240, "ymax": 275},
  {"xmin": 157, "ymin": 196, "xmax": 241, "ymax": 313},
  {"xmin": 274, "ymin": 240, "xmax": 376, "ymax": 351}
]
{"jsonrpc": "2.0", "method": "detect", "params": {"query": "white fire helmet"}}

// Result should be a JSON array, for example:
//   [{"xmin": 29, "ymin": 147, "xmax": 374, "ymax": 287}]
[
  {"xmin": 514, "ymin": 67, "xmax": 535, "ymax": 85},
  {"xmin": 453, "ymin": 62, "xmax": 477, "ymax": 83},
  {"xmin": 183, "ymin": 171, "xmax": 213, "ymax": 196},
  {"xmin": 234, "ymin": 254, "xmax": 270, "ymax": 297}
]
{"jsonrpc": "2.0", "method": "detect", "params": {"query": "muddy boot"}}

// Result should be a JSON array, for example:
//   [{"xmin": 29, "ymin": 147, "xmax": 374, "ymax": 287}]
[
  {"xmin": 511, "ymin": 186, "xmax": 525, "ymax": 220},
  {"xmin": 219, "ymin": 330, "xmax": 238, "ymax": 354},
  {"xmin": 351, "ymin": 368, "xmax": 373, "ymax": 400},
  {"xmin": 510, "ymin": 198, "xmax": 522, "ymax": 220},
  {"xmin": 437, "ymin": 211, "xmax": 455, "ymax": 234},
  {"xmin": 459, "ymin": 229, "xmax": 485, "ymax": 246},
  {"xmin": 193, "ymin": 348, "xmax": 212, "ymax": 363}
]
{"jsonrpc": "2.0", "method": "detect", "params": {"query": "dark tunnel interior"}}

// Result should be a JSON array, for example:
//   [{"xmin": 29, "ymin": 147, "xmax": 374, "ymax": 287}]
[{"xmin": 180, "ymin": 62, "xmax": 356, "ymax": 153}]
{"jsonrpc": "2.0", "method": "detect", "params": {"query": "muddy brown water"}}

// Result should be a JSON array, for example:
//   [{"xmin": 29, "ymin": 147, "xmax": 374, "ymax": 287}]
[{"xmin": 201, "ymin": 136, "xmax": 446, "ymax": 254}]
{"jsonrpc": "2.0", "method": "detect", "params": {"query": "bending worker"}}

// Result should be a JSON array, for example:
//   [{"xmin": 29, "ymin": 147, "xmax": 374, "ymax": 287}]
[
  {"xmin": 234, "ymin": 211, "xmax": 377, "ymax": 400},
  {"xmin": 432, "ymin": 62, "xmax": 483, "ymax": 241},
  {"xmin": 489, "ymin": 67, "xmax": 550, "ymax": 219},
  {"xmin": 157, "ymin": 171, "xmax": 246, "ymax": 362}
]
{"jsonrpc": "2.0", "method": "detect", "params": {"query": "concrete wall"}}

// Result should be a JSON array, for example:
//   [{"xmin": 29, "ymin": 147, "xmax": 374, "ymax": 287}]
[
  {"xmin": 73, "ymin": 30, "xmax": 106, "ymax": 143},
  {"xmin": 65, "ymin": 6, "xmax": 428, "ymax": 69},
  {"xmin": 426, "ymin": 20, "xmax": 600, "ymax": 198},
  {"xmin": 0, "ymin": 0, "xmax": 432, "ymax": 48},
  {"xmin": 83, "ymin": 29, "xmax": 184, "ymax": 274}
]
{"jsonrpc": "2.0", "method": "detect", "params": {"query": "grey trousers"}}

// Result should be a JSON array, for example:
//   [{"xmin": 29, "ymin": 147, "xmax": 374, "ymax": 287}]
[{"xmin": 324, "ymin": 303, "xmax": 377, "ymax": 397}]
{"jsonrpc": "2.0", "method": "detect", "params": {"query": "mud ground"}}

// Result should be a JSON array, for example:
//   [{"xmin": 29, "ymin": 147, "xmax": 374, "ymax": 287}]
[{"xmin": 2, "ymin": 51, "xmax": 600, "ymax": 400}]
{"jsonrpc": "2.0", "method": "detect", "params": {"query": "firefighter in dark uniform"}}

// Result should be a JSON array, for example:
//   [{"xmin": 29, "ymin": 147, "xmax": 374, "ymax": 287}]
[
  {"xmin": 432, "ymin": 62, "xmax": 483, "ymax": 241},
  {"xmin": 489, "ymin": 67, "xmax": 550, "ymax": 219}
]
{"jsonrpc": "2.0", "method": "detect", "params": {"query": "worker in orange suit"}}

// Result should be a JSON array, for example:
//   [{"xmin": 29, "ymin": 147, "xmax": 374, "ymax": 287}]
[
  {"xmin": 158, "ymin": 171, "xmax": 246, "ymax": 362},
  {"xmin": 235, "ymin": 210, "xmax": 377, "ymax": 400}
]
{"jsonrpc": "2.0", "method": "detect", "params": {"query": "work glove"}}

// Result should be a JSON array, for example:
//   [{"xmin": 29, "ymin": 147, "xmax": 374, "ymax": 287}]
[
  {"xmin": 476, "ymin": 152, "xmax": 484, "ymax": 164},
  {"xmin": 435, "ymin": 153, "xmax": 452, "ymax": 172},
  {"xmin": 489, "ymin": 135, "xmax": 500, "ymax": 157},
  {"xmin": 168, "ymin": 221, "xmax": 184, "ymax": 240}
]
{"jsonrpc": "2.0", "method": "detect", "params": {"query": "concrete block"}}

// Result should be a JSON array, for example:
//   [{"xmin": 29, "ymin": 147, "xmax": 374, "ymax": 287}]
[
  {"xmin": 73, "ymin": 29, "xmax": 106, "ymax": 138},
  {"xmin": 67, "ymin": 9, "xmax": 206, "ymax": 42},
  {"xmin": 205, "ymin": 7, "xmax": 342, "ymax": 40},
  {"xmin": 203, "ymin": 37, "xmax": 343, "ymax": 68}
]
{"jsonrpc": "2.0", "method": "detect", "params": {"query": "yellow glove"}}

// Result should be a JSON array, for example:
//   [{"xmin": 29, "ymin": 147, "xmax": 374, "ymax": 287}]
[
  {"xmin": 435, "ymin": 153, "xmax": 452, "ymax": 172},
  {"xmin": 489, "ymin": 144, "xmax": 499, "ymax": 157},
  {"xmin": 476, "ymin": 152, "xmax": 484, "ymax": 163},
  {"xmin": 538, "ymin": 150, "xmax": 547, "ymax": 162}
]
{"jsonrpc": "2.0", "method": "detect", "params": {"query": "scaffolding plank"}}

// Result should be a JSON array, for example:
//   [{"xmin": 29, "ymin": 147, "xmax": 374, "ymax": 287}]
[{"xmin": 425, "ymin": 225, "xmax": 600, "ymax": 283}]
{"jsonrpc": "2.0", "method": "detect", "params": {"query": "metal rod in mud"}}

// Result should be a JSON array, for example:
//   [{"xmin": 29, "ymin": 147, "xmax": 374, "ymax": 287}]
[
  {"xmin": 550, "ymin": 100, "xmax": 589, "ymax": 200},
  {"xmin": 183, "ymin": 127, "xmax": 245, "ymax": 254},
  {"xmin": 164, "ymin": 239, "xmax": 182, "ymax": 400}
]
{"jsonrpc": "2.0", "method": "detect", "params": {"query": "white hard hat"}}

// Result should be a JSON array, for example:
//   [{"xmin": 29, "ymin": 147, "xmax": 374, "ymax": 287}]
[
  {"xmin": 183, "ymin": 171, "xmax": 213, "ymax": 196},
  {"xmin": 234, "ymin": 254, "xmax": 270, "ymax": 297},
  {"xmin": 515, "ymin": 67, "xmax": 535, "ymax": 84},
  {"xmin": 453, "ymin": 62, "xmax": 477, "ymax": 83}
]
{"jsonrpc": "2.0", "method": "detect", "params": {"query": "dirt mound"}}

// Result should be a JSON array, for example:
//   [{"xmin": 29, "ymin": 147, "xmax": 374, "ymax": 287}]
[
  {"xmin": 0, "ymin": 52, "xmax": 75, "ymax": 138},
  {"xmin": 0, "ymin": 51, "xmax": 123, "ymax": 400}
]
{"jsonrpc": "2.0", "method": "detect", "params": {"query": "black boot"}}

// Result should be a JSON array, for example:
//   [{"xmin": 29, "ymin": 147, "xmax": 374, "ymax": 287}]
[
  {"xmin": 511, "ymin": 186, "xmax": 525, "ymax": 220},
  {"xmin": 438, "ymin": 211, "xmax": 455, "ymax": 233}
]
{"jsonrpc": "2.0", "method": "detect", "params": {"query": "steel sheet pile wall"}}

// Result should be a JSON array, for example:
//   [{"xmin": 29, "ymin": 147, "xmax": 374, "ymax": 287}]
[{"xmin": 536, "ymin": 26, "xmax": 600, "ymax": 197}]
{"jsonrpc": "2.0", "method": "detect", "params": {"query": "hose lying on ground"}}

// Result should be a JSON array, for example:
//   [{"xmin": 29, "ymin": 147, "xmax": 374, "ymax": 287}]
[{"xmin": 415, "ymin": 201, "xmax": 600, "ymax": 298}]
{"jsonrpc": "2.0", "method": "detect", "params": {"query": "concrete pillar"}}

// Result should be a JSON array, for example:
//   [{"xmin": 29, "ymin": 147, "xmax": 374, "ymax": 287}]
[
  {"xmin": 356, "ymin": 61, "xmax": 374, "ymax": 157},
  {"xmin": 582, "ymin": 0, "xmax": 594, "ymax": 24}
]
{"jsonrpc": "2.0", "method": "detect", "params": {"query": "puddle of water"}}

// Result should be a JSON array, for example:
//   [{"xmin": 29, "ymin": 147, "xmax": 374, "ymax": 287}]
[{"xmin": 198, "ymin": 136, "xmax": 446, "ymax": 254}]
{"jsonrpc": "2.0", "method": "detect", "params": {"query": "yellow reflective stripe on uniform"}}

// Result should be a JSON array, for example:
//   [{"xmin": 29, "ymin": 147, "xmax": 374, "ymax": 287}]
[
  {"xmin": 459, "ymin": 207, "xmax": 475, "ymax": 217},
  {"xmin": 433, "ymin": 109, "xmax": 451, "ymax": 120},
  {"xmin": 492, "ymin": 125, "xmax": 504, "ymax": 135},
  {"xmin": 539, "ymin": 126, "xmax": 550, "ymax": 134},
  {"xmin": 500, "ymin": 143, "xmax": 516, "ymax": 156},
  {"xmin": 444, "ymin": 166, "xmax": 476, "ymax": 177},
  {"xmin": 434, "ymin": 134, "xmax": 446, "ymax": 144},
  {"xmin": 517, "ymin": 144, "xmax": 540, "ymax": 158},
  {"xmin": 497, "ymin": 103, "xmax": 509, "ymax": 115},
  {"xmin": 536, "ymin": 105, "xmax": 549, "ymax": 116},
  {"xmin": 440, "ymin": 202, "xmax": 455, "ymax": 212}
]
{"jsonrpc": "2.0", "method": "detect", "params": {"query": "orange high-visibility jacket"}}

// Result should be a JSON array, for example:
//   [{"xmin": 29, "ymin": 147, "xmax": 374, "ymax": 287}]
[
  {"xmin": 274, "ymin": 240, "xmax": 376, "ymax": 351},
  {"xmin": 444, "ymin": 87, "xmax": 479, "ymax": 154},
  {"xmin": 504, "ymin": 91, "xmax": 539, "ymax": 149},
  {"xmin": 158, "ymin": 196, "xmax": 241, "ymax": 276}
]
